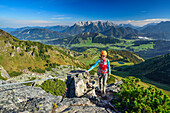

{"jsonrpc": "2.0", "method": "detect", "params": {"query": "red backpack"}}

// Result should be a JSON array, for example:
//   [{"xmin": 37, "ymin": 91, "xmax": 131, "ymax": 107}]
[{"xmin": 99, "ymin": 58, "xmax": 108, "ymax": 72}]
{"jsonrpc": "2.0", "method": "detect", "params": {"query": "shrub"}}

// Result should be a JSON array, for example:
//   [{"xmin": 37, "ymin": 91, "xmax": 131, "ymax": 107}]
[
  {"xmin": 28, "ymin": 67, "xmax": 32, "ymax": 71},
  {"xmin": 9, "ymin": 71, "xmax": 23, "ymax": 77},
  {"xmin": 45, "ymin": 67, "xmax": 52, "ymax": 71},
  {"xmin": 41, "ymin": 79, "xmax": 67, "ymax": 97},
  {"xmin": 25, "ymin": 46, "xmax": 32, "ymax": 52},
  {"xmin": 20, "ymin": 52, "xmax": 24, "ymax": 56},
  {"xmin": 32, "ymin": 68, "xmax": 45, "ymax": 73},
  {"xmin": 56, "ymin": 64, "xmax": 61, "ymax": 66},
  {"xmin": 111, "ymin": 77, "xmax": 170, "ymax": 112}
]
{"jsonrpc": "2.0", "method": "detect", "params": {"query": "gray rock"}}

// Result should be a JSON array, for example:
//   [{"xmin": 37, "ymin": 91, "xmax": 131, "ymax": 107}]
[
  {"xmin": 56, "ymin": 97, "xmax": 108, "ymax": 112},
  {"xmin": 0, "ymin": 80, "xmax": 6, "ymax": 84},
  {"xmin": 67, "ymin": 70, "xmax": 92, "ymax": 97},
  {"xmin": 0, "ymin": 65, "xmax": 10, "ymax": 79},
  {"xmin": 59, "ymin": 98, "xmax": 93, "ymax": 107},
  {"xmin": 0, "ymin": 84, "xmax": 62, "ymax": 113},
  {"xmin": 60, "ymin": 106, "xmax": 107, "ymax": 113}
]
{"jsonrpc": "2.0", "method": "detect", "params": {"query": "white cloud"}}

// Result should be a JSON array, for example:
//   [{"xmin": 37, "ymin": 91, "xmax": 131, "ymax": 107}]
[
  {"xmin": 0, "ymin": 17, "xmax": 74, "ymax": 28},
  {"xmin": 1, "ymin": 17, "xmax": 170, "ymax": 28},
  {"xmin": 112, "ymin": 18, "xmax": 170, "ymax": 26}
]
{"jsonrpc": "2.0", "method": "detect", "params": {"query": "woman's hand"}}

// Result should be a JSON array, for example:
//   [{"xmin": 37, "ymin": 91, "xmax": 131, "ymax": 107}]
[
  {"xmin": 85, "ymin": 70, "xmax": 90, "ymax": 76},
  {"xmin": 108, "ymin": 74, "xmax": 110, "ymax": 79}
]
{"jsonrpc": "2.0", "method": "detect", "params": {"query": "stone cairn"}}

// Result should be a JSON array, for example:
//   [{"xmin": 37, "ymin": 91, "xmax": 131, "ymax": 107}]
[{"xmin": 66, "ymin": 70, "xmax": 97, "ymax": 98}]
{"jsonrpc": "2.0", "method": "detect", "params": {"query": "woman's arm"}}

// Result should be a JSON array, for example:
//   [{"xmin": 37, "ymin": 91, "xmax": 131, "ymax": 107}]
[
  {"xmin": 88, "ymin": 60, "xmax": 99, "ymax": 72},
  {"xmin": 107, "ymin": 60, "xmax": 111, "ymax": 75}
]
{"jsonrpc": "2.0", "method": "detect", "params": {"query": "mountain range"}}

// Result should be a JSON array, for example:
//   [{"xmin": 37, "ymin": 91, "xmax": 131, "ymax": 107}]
[
  {"xmin": 1, "ymin": 25, "xmax": 69, "ymax": 32},
  {"xmin": 46, "ymin": 32, "xmax": 121, "ymax": 47},
  {"xmin": 9, "ymin": 28, "xmax": 71, "ymax": 40},
  {"xmin": 3, "ymin": 20, "xmax": 170, "ymax": 41},
  {"xmin": 141, "ymin": 21, "xmax": 170, "ymax": 40},
  {"xmin": 1, "ymin": 20, "xmax": 170, "ymax": 59}
]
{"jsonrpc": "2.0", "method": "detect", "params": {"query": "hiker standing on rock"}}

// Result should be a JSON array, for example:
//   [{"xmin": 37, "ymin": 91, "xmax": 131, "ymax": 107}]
[{"xmin": 86, "ymin": 51, "xmax": 111, "ymax": 94}]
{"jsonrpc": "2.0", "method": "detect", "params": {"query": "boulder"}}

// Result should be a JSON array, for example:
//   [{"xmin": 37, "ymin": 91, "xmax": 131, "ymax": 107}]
[
  {"xmin": 0, "ymin": 85, "xmax": 62, "ymax": 113},
  {"xmin": 66, "ymin": 70, "xmax": 93, "ymax": 98},
  {"xmin": 56, "ymin": 98, "xmax": 108, "ymax": 113}
]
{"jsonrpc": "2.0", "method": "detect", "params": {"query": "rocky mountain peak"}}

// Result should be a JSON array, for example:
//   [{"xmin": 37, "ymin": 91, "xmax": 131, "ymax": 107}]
[{"xmin": 75, "ymin": 20, "xmax": 114, "ymax": 27}]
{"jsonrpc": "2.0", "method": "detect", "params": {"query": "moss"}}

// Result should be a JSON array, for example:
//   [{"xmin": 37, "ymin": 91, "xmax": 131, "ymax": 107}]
[{"xmin": 41, "ymin": 79, "xmax": 67, "ymax": 97}]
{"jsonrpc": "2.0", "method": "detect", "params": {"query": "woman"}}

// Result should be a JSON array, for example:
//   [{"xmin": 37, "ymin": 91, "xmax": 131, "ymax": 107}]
[{"xmin": 86, "ymin": 50, "xmax": 111, "ymax": 94}]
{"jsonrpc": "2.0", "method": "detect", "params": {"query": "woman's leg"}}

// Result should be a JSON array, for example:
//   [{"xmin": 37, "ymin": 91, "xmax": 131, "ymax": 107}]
[
  {"xmin": 103, "ymin": 73, "xmax": 108, "ymax": 94},
  {"xmin": 98, "ymin": 74, "xmax": 102, "ymax": 92}
]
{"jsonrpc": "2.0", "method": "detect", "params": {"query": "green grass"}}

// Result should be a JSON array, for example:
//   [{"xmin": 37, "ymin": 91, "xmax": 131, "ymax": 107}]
[
  {"xmin": 142, "ymin": 77, "xmax": 170, "ymax": 91},
  {"xmin": 107, "ymin": 75, "xmax": 116, "ymax": 84},
  {"xmin": 111, "ymin": 70, "xmax": 130, "ymax": 78},
  {"xmin": 41, "ymin": 79, "xmax": 67, "ymax": 97},
  {"xmin": 130, "ymin": 43, "xmax": 154, "ymax": 52},
  {"xmin": 71, "ymin": 42, "xmax": 106, "ymax": 48},
  {"xmin": 111, "ymin": 62, "xmax": 134, "ymax": 67}
]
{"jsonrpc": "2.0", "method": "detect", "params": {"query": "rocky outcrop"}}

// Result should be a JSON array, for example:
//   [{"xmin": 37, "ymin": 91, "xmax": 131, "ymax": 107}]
[
  {"xmin": 0, "ymin": 69, "xmax": 122, "ymax": 113},
  {"xmin": 66, "ymin": 70, "xmax": 97, "ymax": 98},
  {"xmin": 0, "ymin": 81, "xmax": 62, "ymax": 113},
  {"xmin": 0, "ymin": 65, "xmax": 10, "ymax": 79},
  {"xmin": 0, "ymin": 80, "xmax": 112, "ymax": 113}
]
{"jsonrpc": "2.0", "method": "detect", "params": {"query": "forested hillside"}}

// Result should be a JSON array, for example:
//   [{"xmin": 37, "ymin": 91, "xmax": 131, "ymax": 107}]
[{"xmin": 124, "ymin": 53, "xmax": 170, "ymax": 85}]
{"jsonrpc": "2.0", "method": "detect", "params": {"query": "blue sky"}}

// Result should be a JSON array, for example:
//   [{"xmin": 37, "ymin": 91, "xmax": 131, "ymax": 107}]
[{"xmin": 0, "ymin": 0, "xmax": 170, "ymax": 27}]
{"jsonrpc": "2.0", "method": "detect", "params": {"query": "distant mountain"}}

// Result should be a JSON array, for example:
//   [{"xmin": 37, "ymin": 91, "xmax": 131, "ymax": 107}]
[
  {"xmin": 44, "ymin": 25, "xmax": 69, "ymax": 31},
  {"xmin": 137, "ymin": 23, "xmax": 158, "ymax": 30},
  {"xmin": 1, "ymin": 27, "xmax": 17, "ymax": 32},
  {"xmin": 46, "ymin": 32, "xmax": 121, "ymax": 47},
  {"xmin": 9, "ymin": 28, "xmax": 71, "ymax": 40},
  {"xmin": 101, "ymin": 26, "xmax": 143, "ymax": 38},
  {"xmin": 62, "ymin": 21, "xmax": 144, "ymax": 39},
  {"xmin": 2, "ymin": 25, "xmax": 69, "ymax": 32},
  {"xmin": 126, "ymin": 53, "xmax": 170, "ymax": 85},
  {"xmin": 119, "ymin": 23, "xmax": 139, "ymax": 29},
  {"xmin": 62, "ymin": 21, "xmax": 115, "ymax": 35},
  {"xmin": 141, "ymin": 21, "xmax": 170, "ymax": 40}
]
